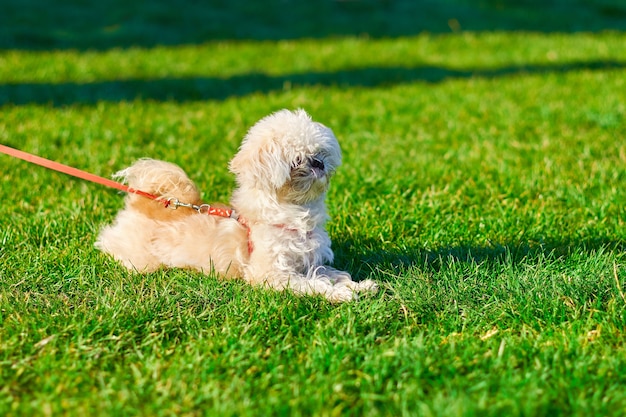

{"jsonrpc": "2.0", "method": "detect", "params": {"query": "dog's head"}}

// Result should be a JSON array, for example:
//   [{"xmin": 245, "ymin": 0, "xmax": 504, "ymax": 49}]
[{"xmin": 229, "ymin": 109, "xmax": 342, "ymax": 205}]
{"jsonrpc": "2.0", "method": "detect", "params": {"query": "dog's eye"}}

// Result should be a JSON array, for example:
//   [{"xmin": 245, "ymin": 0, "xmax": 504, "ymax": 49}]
[{"xmin": 311, "ymin": 158, "xmax": 325, "ymax": 171}]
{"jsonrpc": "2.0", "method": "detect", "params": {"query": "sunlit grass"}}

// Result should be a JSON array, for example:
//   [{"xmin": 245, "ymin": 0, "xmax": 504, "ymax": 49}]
[{"xmin": 1, "ymin": 32, "xmax": 625, "ymax": 83}]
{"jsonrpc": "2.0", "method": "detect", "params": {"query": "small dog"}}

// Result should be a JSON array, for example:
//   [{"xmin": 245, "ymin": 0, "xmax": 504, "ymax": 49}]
[{"xmin": 96, "ymin": 109, "xmax": 377, "ymax": 302}]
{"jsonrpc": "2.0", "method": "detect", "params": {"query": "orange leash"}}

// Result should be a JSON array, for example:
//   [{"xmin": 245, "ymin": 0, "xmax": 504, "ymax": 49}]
[{"xmin": 0, "ymin": 144, "xmax": 160, "ymax": 201}]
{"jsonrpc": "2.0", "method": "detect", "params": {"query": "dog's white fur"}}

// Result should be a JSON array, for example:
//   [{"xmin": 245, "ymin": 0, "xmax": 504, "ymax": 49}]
[{"xmin": 95, "ymin": 109, "xmax": 377, "ymax": 302}]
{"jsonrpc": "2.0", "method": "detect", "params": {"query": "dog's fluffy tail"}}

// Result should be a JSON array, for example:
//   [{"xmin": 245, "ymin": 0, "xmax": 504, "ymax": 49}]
[{"xmin": 115, "ymin": 158, "xmax": 202, "ymax": 219}]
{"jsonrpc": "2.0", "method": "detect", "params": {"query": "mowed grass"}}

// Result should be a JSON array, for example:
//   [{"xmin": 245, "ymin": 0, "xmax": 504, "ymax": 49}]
[{"xmin": 1, "ymin": 30, "xmax": 626, "ymax": 416}]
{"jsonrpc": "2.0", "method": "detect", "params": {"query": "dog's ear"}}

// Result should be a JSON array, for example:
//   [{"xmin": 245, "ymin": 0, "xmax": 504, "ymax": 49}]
[{"xmin": 229, "ymin": 140, "xmax": 291, "ymax": 191}]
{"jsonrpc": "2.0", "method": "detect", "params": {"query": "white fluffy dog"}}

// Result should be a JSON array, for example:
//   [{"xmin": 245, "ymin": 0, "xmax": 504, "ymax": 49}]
[{"xmin": 96, "ymin": 109, "xmax": 377, "ymax": 302}]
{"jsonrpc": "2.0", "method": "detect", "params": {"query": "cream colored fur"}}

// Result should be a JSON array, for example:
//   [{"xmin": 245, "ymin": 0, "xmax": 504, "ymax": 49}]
[{"xmin": 96, "ymin": 109, "xmax": 377, "ymax": 302}]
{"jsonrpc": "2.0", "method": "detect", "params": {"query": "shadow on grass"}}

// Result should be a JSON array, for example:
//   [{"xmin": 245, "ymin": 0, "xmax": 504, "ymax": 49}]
[
  {"xmin": 2, "ymin": 0, "xmax": 626, "ymax": 50},
  {"xmin": 333, "ymin": 236, "xmax": 626, "ymax": 281},
  {"xmin": 2, "ymin": 60, "xmax": 625, "ymax": 106}
]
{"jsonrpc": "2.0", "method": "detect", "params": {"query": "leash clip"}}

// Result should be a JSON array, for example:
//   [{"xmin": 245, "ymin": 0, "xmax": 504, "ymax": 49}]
[
  {"xmin": 166, "ymin": 197, "xmax": 209, "ymax": 213},
  {"xmin": 165, "ymin": 197, "xmax": 180, "ymax": 209},
  {"xmin": 196, "ymin": 204, "xmax": 211, "ymax": 214},
  {"xmin": 165, "ymin": 197, "xmax": 196, "ymax": 211}
]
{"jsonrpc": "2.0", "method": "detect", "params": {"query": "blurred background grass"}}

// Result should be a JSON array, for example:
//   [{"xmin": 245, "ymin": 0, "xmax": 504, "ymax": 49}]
[{"xmin": 2, "ymin": 0, "xmax": 626, "ymax": 51}]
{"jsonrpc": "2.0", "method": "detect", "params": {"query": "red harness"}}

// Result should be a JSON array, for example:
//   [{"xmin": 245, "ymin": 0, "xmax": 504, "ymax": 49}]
[
  {"xmin": 164, "ymin": 197, "xmax": 252, "ymax": 254},
  {"xmin": 0, "ymin": 144, "xmax": 253, "ymax": 253}
]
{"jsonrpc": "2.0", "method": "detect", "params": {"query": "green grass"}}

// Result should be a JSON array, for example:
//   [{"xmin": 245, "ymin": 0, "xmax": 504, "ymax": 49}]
[
  {"xmin": 2, "ymin": 0, "xmax": 626, "ymax": 49},
  {"xmin": 2, "ymin": 1, "xmax": 626, "ymax": 415}
]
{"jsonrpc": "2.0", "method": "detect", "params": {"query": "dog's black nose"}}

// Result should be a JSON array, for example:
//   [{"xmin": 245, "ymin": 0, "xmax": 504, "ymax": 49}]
[{"xmin": 311, "ymin": 158, "xmax": 325, "ymax": 171}]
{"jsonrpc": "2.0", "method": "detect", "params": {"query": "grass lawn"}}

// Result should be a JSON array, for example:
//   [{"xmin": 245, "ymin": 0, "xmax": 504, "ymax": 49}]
[{"xmin": 1, "ymin": 1, "xmax": 626, "ymax": 416}]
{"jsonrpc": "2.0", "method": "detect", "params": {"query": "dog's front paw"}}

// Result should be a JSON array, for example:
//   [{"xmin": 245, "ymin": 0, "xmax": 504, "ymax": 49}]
[
  {"xmin": 354, "ymin": 279, "xmax": 378, "ymax": 294},
  {"xmin": 326, "ymin": 279, "xmax": 378, "ymax": 303},
  {"xmin": 327, "ymin": 284, "xmax": 358, "ymax": 303},
  {"xmin": 314, "ymin": 266, "xmax": 352, "ymax": 284}
]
